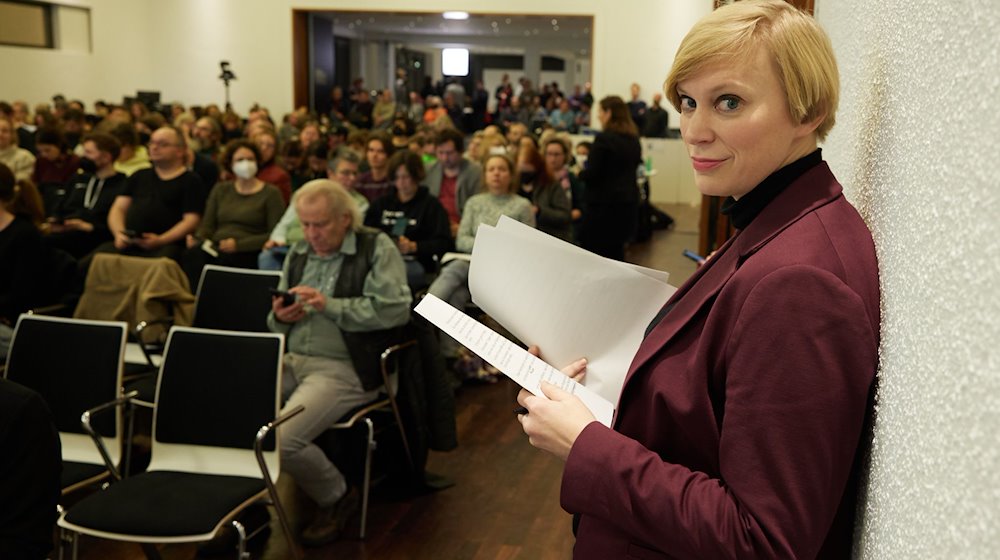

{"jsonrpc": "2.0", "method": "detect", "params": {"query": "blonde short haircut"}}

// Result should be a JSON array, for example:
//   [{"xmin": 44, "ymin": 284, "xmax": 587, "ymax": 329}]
[
  {"xmin": 664, "ymin": 0, "xmax": 839, "ymax": 140},
  {"xmin": 295, "ymin": 179, "xmax": 362, "ymax": 232}
]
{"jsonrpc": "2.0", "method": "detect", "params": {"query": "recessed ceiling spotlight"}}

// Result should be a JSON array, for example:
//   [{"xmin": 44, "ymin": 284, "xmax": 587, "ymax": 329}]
[
  {"xmin": 355, "ymin": 19, "xmax": 362, "ymax": 25},
  {"xmin": 532, "ymin": 28, "xmax": 539, "ymax": 35},
  {"xmin": 584, "ymin": 27, "xmax": 590, "ymax": 34},
  {"xmin": 505, "ymin": 18, "xmax": 512, "ymax": 24},
  {"xmin": 443, "ymin": 11, "xmax": 469, "ymax": 20},
  {"xmin": 551, "ymin": 19, "xmax": 558, "ymax": 25},
  {"xmin": 553, "ymin": 25, "xmax": 560, "ymax": 31}
]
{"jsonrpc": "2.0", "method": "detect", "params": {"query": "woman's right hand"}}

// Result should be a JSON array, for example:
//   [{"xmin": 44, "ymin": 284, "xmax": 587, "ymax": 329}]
[
  {"xmin": 528, "ymin": 345, "xmax": 587, "ymax": 383},
  {"xmin": 185, "ymin": 234, "xmax": 197, "ymax": 249}
]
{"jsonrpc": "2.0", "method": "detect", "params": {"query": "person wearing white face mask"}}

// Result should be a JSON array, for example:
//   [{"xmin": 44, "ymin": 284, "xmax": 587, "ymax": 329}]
[{"xmin": 181, "ymin": 139, "xmax": 285, "ymax": 287}]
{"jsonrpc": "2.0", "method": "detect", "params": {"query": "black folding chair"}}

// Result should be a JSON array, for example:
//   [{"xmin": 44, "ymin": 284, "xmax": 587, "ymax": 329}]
[
  {"xmin": 127, "ymin": 265, "xmax": 282, "ymax": 406},
  {"xmin": 3, "ymin": 314, "xmax": 129, "ymax": 493},
  {"xmin": 58, "ymin": 326, "xmax": 301, "ymax": 560}
]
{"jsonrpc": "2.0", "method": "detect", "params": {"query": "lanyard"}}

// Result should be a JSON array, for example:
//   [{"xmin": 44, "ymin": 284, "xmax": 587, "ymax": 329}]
[{"xmin": 83, "ymin": 176, "xmax": 105, "ymax": 210}]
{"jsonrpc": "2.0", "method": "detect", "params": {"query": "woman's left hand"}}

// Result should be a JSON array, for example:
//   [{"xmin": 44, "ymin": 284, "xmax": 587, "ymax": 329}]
[{"xmin": 517, "ymin": 382, "xmax": 596, "ymax": 461}]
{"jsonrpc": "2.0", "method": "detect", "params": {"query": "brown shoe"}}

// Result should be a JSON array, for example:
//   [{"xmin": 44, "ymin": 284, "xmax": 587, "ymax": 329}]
[{"xmin": 300, "ymin": 487, "xmax": 360, "ymax": 547}]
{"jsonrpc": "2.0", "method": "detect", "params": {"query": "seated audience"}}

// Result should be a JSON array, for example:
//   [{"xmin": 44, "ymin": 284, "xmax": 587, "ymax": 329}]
[
  {"xmin": 355, "ymin": 132, "xmax": 394, "ymax": 202},
  {"xmin": 45, "ymin": 133, "xmax": 127, "ymax": 258},
  {"xmin": 0, "ymin": 116, "xmax": 35, "ymax": 182},
  {"xmin": 297, "ymin": 121, "xmax": 322, "ymax": 152},
  {"xmin": 107, "ymin": 121, "xmax": 151, "ymax": 177},
  {"xmin": 517, "ymin": 144, "xmax": 572, "ymax": 242},
  {"xmin": 258, "ymin": 148, "xmax": 365, "ymax": 271},
  {"xmin": 291, "ymin": 141, "xmax": 329, "ymax": 191},
  {"xmin": 0, "ymin": 163, "xmax": 45, "ymax": 359},
  {"xmin": 281, "ymin": 140, "xmax": 307, "ymax": 189},
  {"xmin": 268, "ymin": 179, "xmax": 411, "ymax": 546},
  {"xmin": 365, "ymin": 150, "xmax": 453, "ymax": 290},
  {"xmin": 541, "ymin": 134, "xmax": 585, "ymax": 242},
  {"xmin": 427, "ymin": 153, "xmax": 534, "ymax": 371},
  {"xmin": 192, "ymin": 116, "xmax": 223, "ymax": 161},
  {"xmin": 253, "ymin": 129, "xmax": 292, "ymax": 204},
  {"xmin": 99, "ymin": 126, "xmax": 206, "ymax": 261},
  {"xmin": 181, "ymin": 139, "xmax": 284, "ymax": 287},
  {"xmin": 425, "ymin": 128, "xmax": 483, "ymax": 236},
  {"xmin": 548, "ymin": 98, "xmax": 577, "ymax": 132},
  {"xmin": 32, "ymin": 127, "xmax": 80, "ymax": 211},
  {"xmin": 61, "ymin": 108, "xmax": 86, "ymax": 153}
]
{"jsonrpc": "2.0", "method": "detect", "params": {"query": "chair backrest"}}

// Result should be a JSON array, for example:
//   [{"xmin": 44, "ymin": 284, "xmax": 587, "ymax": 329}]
[
  {"xmin": 3, "ymin": 314, "xmax": 126, "ymax": 467},
  {"xmin": 148, "ymin": 326, "xmax": 284, "ymax": 480},
  {"xmin": 192, "ymin": 265, "xmax": 282, "ymax": 332}
]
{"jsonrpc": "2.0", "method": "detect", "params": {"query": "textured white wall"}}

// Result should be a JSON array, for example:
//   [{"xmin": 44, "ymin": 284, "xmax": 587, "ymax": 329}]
[{"xmin": 816, "ymin": 1, "xmax": 1000, "ymax": 557}]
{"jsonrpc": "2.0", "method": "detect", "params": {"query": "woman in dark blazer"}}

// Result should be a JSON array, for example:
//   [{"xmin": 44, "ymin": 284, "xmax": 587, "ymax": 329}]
[
  {"xmin": 517, "ymin": 2, "xmax": 881, "ymax": 558},
  {"xmin": 578, "ymin": 96, "xmax": 642, "ymax": 261}
]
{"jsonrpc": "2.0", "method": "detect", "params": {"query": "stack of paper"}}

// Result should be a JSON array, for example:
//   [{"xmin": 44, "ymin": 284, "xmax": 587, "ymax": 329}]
[
  {"xmin": 415, "ymin": 294, "xmax": 616, "ymax": 427},
  {"xmin": 467, "ymin": 216, "xmax": 676, "ymax": 406}
]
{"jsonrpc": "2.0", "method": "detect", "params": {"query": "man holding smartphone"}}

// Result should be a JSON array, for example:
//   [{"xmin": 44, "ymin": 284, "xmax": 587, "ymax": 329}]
[
  {"xmin": 267, "ymin": 179, "xmax": 410, "ymax": 546},
  {"xmin": 100, "ymin": 126, "xmax": 205, "ymax": 261}
]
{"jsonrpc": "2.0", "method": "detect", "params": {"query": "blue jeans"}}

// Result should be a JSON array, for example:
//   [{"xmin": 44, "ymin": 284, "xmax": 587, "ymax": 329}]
[{"xmin": 258, "ymin": 246, "xmax": 289, "ymax": 271}]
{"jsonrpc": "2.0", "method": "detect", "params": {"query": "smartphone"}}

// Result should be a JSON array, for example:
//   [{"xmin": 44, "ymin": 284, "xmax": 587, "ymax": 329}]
[
  {"xmin": 682, "ymin": 249, "xmax": 706, "ymax": 265},
  {"xmin": 391, "ymin": 217, "xmax": 408, "ymax": 237},
  {"xmin": 268, "ymin": 287, "xmax": 296, "ymax": 307}
]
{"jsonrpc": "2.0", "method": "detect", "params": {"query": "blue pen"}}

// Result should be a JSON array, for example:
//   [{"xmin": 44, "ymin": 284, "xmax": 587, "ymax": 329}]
[{"xmin": 682, "ymin": 249, "xmax": 706, "ymax": 265}]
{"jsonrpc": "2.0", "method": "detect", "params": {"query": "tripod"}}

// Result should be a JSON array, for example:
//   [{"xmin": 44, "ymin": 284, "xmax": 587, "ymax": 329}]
[{"xmin": 219, "ymin": 61, "xmax": 236, "ymax": 112}]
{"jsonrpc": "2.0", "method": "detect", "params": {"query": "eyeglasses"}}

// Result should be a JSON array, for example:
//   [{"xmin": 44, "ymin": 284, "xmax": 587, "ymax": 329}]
[{"xmin": 149, "ymin": 140, "xmax": 181, "ymax": 148}]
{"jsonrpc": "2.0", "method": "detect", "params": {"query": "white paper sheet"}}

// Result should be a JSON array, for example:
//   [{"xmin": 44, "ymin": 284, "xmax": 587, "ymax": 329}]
[
  {"xmin": 468, "ymin": 216, "xmax": 677, "ymax": 405},
  {"xmin": 415, "ymin": 295, "xmax": 615, "ymax": 427}
]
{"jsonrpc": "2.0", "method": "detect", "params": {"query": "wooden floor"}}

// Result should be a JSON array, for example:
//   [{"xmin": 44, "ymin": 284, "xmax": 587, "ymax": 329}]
[{"xmin": 64, "ymin": 203, "xmax": 700, "ymax": 560}]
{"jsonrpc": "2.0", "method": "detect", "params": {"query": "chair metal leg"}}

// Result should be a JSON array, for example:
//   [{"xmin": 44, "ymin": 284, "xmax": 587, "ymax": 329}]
[
  {"xmin": 255, "ymin": 405, "xmax": 304, "ymax": 560},
  {"xmin": 233, "ymin": 519, "xmax": 248, "ymax": 560},
  {"xmin": 360, "ymin": 417, "xmax": 375, "ymax": 539},
  {"xmin": 124, "ymin": 400, "xmax": 136, "ymax": 477},
  {"xmin": 58, "ymin": 524, "xmax": 75, "ymax": 560}
]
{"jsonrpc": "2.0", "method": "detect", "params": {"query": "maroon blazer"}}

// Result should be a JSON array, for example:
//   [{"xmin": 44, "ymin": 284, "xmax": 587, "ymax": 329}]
[{"xmin": 561, "ymin": 162, "xmax": 880, "ymax": 559}]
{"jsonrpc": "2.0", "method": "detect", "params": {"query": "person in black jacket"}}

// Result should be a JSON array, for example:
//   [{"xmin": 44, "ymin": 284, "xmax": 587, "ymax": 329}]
[
  {"xmin": 45, "ymin": 133, "xmax": 127, "ymax": 258},
  {"xmin": 365, "ymin": 150, "xmax": 452, "ymax": 290},
  {"xmin": 579, "ymin": 96, "xmax": 642, "ymax": 260}
]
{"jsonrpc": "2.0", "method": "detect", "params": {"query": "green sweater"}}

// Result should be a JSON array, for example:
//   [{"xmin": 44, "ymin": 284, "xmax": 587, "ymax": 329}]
[
  {"xmin": 196, "ymin": 182, "xmax": 286, "ymax": 252},
  {"xmin": 456, "ymin": 192, "xmax": 535, "ymax": 253}
]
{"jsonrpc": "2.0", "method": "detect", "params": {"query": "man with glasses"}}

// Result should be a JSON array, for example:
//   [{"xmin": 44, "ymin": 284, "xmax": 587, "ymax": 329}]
[
  {"xmin": 259, "ymin": 147, "xmax": 364, "ymax": 270},
  {"xmin": 424, "ymin": 128, "xmax": 481, "ymax": 236},
  {"xmin": 99, "ymin": 126, "xmax": 206, "ymax": 260}
]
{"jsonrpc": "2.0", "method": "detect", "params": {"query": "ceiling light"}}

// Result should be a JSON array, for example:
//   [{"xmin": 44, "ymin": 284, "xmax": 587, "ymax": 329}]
[{"xmin": 443, "ymin": 11, "xmax": 469, "ymax": 20}]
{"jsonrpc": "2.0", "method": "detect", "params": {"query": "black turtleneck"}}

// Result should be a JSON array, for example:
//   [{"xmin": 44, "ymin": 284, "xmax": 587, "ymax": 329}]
[
  {"xmin": 644, "ymin": 149, "xmax": 823, "ymax": 338},
  {"xmin": 721, "ymin": 149, "xmax": 823, "ymax": 230}
]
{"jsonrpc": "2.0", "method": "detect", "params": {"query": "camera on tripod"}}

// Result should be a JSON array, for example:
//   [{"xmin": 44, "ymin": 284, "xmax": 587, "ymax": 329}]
[
  {"xmin": 218, "ymin": 61, "xmax": 236, "ymax": 110},
  {"xmin": 219, "ymin": 61, "xmax": 236, "ymax": 84}
]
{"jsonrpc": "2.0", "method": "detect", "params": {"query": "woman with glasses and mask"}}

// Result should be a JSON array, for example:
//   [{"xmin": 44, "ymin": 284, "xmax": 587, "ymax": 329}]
[
  {"xmin": 181, "ymin": 139, "xmax": 284, "ymax": 287},
  {"xmin": 516, "ymin": 2, "xmax": 880, "ymax": 558}
]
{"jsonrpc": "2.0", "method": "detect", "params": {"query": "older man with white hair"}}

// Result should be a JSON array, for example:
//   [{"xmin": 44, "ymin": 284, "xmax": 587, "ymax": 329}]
[{"xmin": 267, "ymin": 179, "xmax": 411, "ymax": 546}]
